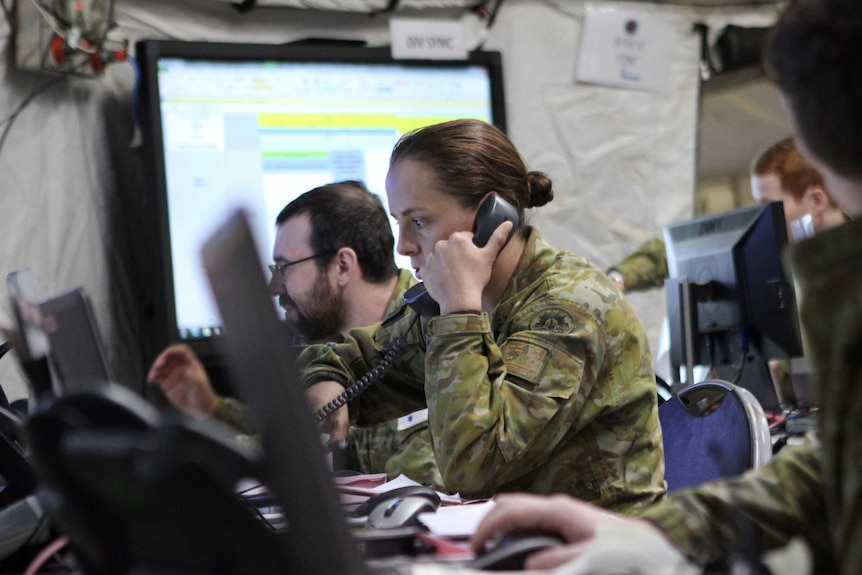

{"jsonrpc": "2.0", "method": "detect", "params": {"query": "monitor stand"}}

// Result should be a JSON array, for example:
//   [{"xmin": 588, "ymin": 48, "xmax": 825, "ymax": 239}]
[
  {"xmin": 710, "ymin": 349, "xmax": 784, "ymax": 414},
  {"xmin": 666, "ymin": 276, "xmax": 786, "ymax": 414}
]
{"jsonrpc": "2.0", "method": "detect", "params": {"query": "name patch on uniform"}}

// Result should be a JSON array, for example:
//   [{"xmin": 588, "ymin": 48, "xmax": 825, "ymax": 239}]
[
  {"xmin": 396, "ymin": 408, "xmax": 428, "ymax": 431},
  {"xmin": 504, "ymin": 341, "xmax": 548, "ymax": 382},
  {"xmin": 530, "ymin": 308, "xmax": 576, "ymax": 334}
]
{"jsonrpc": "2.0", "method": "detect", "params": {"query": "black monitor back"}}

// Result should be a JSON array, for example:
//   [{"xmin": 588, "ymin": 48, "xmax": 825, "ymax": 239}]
[
  {"xmin": 664, "ymin": 202, "xmax": 803, "ymax": 409},
  {"xmin": 39, "ymin": 287, "xmax": 116, "ymax": 393},
  {"xmin": 200, "ymin": 208, "xmax": 368, "ymax": 575}
]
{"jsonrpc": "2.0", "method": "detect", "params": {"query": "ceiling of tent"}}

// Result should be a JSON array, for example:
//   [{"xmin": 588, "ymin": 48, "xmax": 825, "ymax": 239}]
[
  {"xmin": 699, "ymin": 76, "xmax": 788, "ymax": 179},
  {"xmin": 209, "ymin": 0, "xmax": 786, "ymax": 10},
  {"xmin": 633, "ymin": 0, "xmax": 782, "ymax": 5}
]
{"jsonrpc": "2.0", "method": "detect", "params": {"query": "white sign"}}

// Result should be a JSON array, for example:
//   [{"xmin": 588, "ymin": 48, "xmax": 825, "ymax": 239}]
[
  {"xmin": 390, "ymin": 17, "xmax": 468, "ymax": 61},
  {"xmin": 576, "ymin": 5, "xmax": 677, "ymax": 92}
]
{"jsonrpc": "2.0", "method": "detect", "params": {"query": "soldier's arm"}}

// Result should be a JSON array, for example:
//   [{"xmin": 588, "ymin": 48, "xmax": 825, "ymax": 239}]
[
  {"xmin": 298, "ymin": 314, "xmax": 428, "ymax": 426},
  {"xmin": 639, "ymin": 433, "xmax": 829, "ymax": 568},
  {"xmin": 607, "ymin": 237, "xmax": 668, "ymax": 292},
  {"xmin": 213, "ymin": 397, "xmax": 253, "ymax": 434},
  {"xmin": 423, "ymin": 267, "xmax": 656, "ymax": 498},
  {"xmin": 424, "ymin": 310, "xmax": 582, "ymax": 496}
]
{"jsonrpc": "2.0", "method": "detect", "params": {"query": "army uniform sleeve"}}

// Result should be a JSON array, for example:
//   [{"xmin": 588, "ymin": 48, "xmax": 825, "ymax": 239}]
[
  {"xmin": 298, "ymin": 311, "xmax": 429, "ymax": 425},
  {"xmin": 383, "ymin": 420, "xmax": 444, "ymax": 490},
  {"xmin": 608, "ymin": 238, "xmax": 668, "ymax": 292},
  {"xmin": 640, "ymin": 433, "xmax": 831, "ymax": 568},
  {"xmin": 214, "ymin": 396, "xmax": 253, "ymax": 435},
  {"xmin": 421, "ymin": 266, "xmax": 660, "ymax": 500}
]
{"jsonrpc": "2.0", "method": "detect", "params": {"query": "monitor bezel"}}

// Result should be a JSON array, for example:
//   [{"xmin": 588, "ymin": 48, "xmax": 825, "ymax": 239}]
[{"xmin": 134, "ymin": 39, "xmax": 507, "ymax": 389}]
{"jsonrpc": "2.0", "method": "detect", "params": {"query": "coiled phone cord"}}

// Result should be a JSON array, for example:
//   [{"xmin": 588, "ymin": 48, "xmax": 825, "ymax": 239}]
[{"xmin": 311, "ymin": 311, "xmax": 420, "ymax": 425}]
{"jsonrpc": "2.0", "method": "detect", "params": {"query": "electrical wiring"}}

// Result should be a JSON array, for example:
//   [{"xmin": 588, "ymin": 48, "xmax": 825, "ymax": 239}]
[
  {"xmin": 0, "ymin": 76, "xmax": 65, "ymax": 161},
  {"xmin": 22, "ymin": 535, "xmax": 69, "ymax": 575},
  {"xmin": 1, "ymin": 0, "xmax": 12, "ymax": 28},
  {"xmin": 474, "ymin": 0, "xmax": 505, "ymax": 50},
  {"xmin": 477, "ymin": 0, "xmax": 504, "ymax": 30},
  {"xmin": 0, "ymin": 0, "xmax": 128, "ymax": 162},
  {"xmin": 21, "ymin": 0, "xmax": 125, "ymax": 77},
  {"xmin": 28, "ymin": 0, "xmax": 99, "ymax": 54}
]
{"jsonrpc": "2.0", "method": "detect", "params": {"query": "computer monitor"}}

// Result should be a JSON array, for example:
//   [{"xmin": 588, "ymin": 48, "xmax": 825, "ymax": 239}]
[
  {"xmin": 663, "ymin": 201, "xmax": 804, "ymax": 411},
  {"xmin": 5, "ymin": 270, "xmax": 52, "ymax": 398},
  {"xmin": 133, "ymin": 39, "xmax": 506, "ymax": 388}
]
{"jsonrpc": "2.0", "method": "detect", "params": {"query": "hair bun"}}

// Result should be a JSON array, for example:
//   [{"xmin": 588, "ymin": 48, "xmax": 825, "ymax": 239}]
[{"xmin": 526, "ymin": 171, "xmax": 554, "ymax": 208}]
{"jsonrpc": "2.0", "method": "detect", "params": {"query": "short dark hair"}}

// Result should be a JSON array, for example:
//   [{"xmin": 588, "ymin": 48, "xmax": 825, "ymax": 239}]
[
  {"xmin": 389, "ymin": 119, "xmax": 554, "ymax": 222},
  {"xmin": 765, "ymin": 0, "xmax": 862, "ymax": 178},
  {"xmin": 276, "ymin": 181, "xmax": 398, "ymax": 283}
]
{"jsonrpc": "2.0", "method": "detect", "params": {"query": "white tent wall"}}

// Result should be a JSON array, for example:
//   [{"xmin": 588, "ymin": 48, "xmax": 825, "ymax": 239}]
[{"xmin": 0, "ymin": 0, "xmax": 781, "ymax": 401}]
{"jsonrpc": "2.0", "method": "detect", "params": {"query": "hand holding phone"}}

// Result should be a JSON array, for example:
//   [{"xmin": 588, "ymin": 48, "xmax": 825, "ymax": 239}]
[
  {"xmin": 309, "ymin": 195, "xmax": 518, "ymax": 424},
  {"xmin": 403, "ymin": 193, "xmax": 519, "ymax": 317}
]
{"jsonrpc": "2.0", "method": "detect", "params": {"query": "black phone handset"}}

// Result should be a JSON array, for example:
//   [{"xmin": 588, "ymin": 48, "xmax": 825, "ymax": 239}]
[
  {"xmin": 311, "ymin": 193, "xmax": 519, "ymax": 428},
  {"xmin": 402, "ymin": 193, "xmax": 519, "ymax": 318}
]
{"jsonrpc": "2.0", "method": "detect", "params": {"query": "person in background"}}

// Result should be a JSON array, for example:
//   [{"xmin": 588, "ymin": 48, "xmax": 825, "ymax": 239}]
[
  {"xmin": 611, "ymin": 137, "xmax": 847, "ymax": 393},
  {"xmin": 472, "ymin": 1, "xmax": 862, "ymax": 572},
  {"xmin": 749, "ymin": 137, "xmax": 850, "ymax": 395},
  {"xmin": 147, "ymin": 181, "xmax": 443, "ymax": 488},
  {"xmin": 750, "ymin": 136, "xmax": 849, "ymax": 241},
  {"xmin": 607, "ymin": 137, "xmax": 846, "ymax": 294},
  {"xmin": 605, "ymin": 238, "xmax": 667, "ymax": 294},
  {"xmin": 302, "ymin": 119, "xmax": 665, "ymax": 508}
]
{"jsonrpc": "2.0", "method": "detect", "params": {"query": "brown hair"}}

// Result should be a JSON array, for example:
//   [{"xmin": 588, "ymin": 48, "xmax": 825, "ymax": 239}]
[
  {"xmin": 389, "ymin": 119, "xmax": 553, "ymax": 224},
  {"xmin": 276, "ymin": 180, "xmax": 398, "ymax": 283},
  {"xmin": 750, "ymin": 137, "xmax": 824, "ymax": 202}
]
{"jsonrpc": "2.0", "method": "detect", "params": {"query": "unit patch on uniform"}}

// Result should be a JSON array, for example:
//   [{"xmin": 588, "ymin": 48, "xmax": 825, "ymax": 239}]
[
  {"xmin": 504, "ymin": 341, "xmax": 548, "ymax": 381},
  {"xmin": 530, "ymin": 308, "xmax": 575, "ymax": 334}
]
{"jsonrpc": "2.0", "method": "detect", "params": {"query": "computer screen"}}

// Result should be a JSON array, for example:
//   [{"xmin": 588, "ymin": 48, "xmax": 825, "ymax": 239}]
[
  {"xmin": 134, "ymin": 39, "xmax": 506, "ymax": 375},
  {"xmin": 663, "ymin": 201, "xmax": 803, "ymax": 410}
]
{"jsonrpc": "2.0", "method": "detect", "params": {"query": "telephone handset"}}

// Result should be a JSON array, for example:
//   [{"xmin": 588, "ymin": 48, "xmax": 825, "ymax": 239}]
[{"xmin": 402, "ymin": 193, "xmax": 519, "ymax": 318}]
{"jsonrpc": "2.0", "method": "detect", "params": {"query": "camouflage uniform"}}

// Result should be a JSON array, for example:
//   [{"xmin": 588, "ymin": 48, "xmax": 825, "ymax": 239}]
[
  {"xmin": 301, "ymin": 227, "xmax": 666, "ymax": 510},
  {"xmin": 608, "ymin": 237, "xmax": 668, "ymax": 292},
  {"xmin": 214, "ymin": 393, "xmax": 251, "ymax": 434},
  {"xmin": 338, "ymin": 269, "xmax": 444, "ymax": 489},
  {"xmin": 215, "ymin": 270, "xmax": 443, "ymax": 488},
  {"xmin": 640, "ymin": 217, "xmax": 862, "ymax": 573}
]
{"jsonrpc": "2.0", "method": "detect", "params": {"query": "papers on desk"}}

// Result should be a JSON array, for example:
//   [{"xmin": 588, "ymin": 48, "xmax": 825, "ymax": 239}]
[
  {"xmin": 332, "ymin": 473, "xmax": 492, "ymax": 538},
  {"xmin": 333, "ymin": 473, "xmax": 463, "ymax": 505},
  {"xmin": 240, "ymin": 473, "xmax": 493, "ymax": 539},
  {"xmin": 416, "ymin": 500, "xmax": 495, "ymax": 538}
]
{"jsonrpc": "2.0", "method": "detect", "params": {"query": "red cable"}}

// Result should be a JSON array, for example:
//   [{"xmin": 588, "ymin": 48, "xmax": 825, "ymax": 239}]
[{"xmin": 23, "ymin": 535, "xmax": 70, "ymax": 575}]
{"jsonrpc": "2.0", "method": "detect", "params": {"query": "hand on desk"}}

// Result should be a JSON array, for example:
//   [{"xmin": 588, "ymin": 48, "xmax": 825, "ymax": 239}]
[
  {"xmin": 471, "ymin": 493, "xmax": 625, "ymax": 570},
  {"xmin": 147, "ymin": 343, "xmax": 219, "ymax": 418},
  {"xmin": 471, "ymin": 493, "xmax": 694, "ymax": 573}
]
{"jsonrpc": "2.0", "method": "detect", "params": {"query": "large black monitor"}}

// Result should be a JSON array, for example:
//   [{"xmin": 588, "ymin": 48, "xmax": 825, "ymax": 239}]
[
  {"xmin": 133, "ymin": 39, "xmax": 506, "ymax": 389},
  {"xmin": 664, "ymin": 201, "xmax": 804, "ymax": 411}
]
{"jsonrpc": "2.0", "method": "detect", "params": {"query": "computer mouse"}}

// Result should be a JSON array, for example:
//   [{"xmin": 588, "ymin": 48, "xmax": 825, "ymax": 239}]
[
  {"xmin": 366, "ymin": 494, "xmax": 440, "ymax": 529},
  {"xmin": 466, "ymin": 534, "xmax": 566, "ymax": 571},
  {"xmin": 353, "ymin": 485, "xmax": 441, "ymax": 518}
]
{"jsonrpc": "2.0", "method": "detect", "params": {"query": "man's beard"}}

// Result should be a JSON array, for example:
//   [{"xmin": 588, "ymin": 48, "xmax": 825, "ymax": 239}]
[{"xmin": 293, "ymin": 274, "xmax": 346, "ymax": 342}]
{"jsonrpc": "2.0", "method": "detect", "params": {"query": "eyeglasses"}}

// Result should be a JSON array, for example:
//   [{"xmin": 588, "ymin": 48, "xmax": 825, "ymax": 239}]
[{"xmin": 268, "ymin": 251, "xmax": 335, "ymax": 277}]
